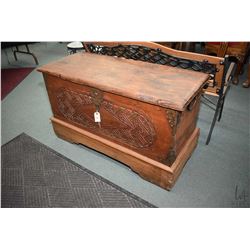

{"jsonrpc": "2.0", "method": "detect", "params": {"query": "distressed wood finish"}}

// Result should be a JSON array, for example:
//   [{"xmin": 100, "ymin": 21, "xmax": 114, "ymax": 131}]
[
  {"xmin": 83, "ymin": 41, "xmax": 225, "ymax": 94},
  {"xmin": 83, "ymin": 42, "xmax": 237, "ymax": 145},
  {"xmin": 40, "ymin": 53, "xmax": 208, "ymax": 111},
  {"xmin": 38, "ymin": 53, "xmax": 208, "ymax": 190}
]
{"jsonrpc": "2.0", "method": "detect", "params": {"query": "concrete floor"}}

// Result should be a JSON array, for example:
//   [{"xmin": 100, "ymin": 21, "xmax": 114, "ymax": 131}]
[{"xmin": 1, "ymin": 42, "xmax": 249, "ymax": 207}]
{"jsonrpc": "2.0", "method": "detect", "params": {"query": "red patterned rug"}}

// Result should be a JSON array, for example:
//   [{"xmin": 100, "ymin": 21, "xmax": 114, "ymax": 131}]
[{"xmin": 1, "ymin": 67, "xmax": 35, "ymax": 100}]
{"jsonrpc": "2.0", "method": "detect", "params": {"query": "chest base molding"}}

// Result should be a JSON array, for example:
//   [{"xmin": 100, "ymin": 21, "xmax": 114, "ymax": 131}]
[{"xmin": 51, "ymin": 117, "xmax": 199, "ymax": 190}]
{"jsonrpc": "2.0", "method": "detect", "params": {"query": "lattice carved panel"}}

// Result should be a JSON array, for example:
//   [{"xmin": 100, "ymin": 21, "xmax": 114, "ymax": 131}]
[
  {"xmin": 56, "ymin": 88, "xmax": 156, "ymax": 149},
  {"xmin": 86, "ymin": 44, "xmax": 217, "ymax": 77}
]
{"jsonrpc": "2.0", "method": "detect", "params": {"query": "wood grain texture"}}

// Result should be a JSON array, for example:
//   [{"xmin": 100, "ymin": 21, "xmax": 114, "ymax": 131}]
[
  {"xmin": 84, "ymin": 41, "xmax": 224, "ymax": 64},
  {"xmin": 83, "ymin": 41, "xmax": 227, "ymax": 100},
  {"xmin": 51, "ymin": 117, "xmax": 199, "ymax": 190},
  {"xmin": 39, "ymin": 52, "xmax": 207, "ymax": 190},
  {"xmin": 44, "ymin": 74, "xmax": 173, "ymax": 163},
  {"xmin": 38, "ymin": 53, "xmax": 209, "ymax": 111}
]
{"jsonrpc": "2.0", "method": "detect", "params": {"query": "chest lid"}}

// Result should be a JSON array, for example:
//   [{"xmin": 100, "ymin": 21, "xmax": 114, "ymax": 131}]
[{"xmin": 38, "ymin": 53, "xmax": 209, "ymax": 111}]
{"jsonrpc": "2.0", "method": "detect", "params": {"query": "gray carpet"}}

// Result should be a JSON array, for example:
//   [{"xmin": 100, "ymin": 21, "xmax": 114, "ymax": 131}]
[{"xmin": 1, "ymin": 133, "xmax": 155, "ymax": 208}]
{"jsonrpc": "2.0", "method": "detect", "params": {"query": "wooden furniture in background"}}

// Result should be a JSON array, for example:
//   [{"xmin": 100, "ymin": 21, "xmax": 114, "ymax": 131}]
[
  {"xmin": 83, "ymin": 42, "xmax": 234, "ymax": 144},
  {"xmin": 38, "ymin": 52, "xmax": 208, "ymax": 190},
  {"xmin": 205, "ymin": 42, "xmax": 249, "ymax": 84},
  {"xmin": 242, "ymin": 64, "xmax": 250, "ymax": 88}
]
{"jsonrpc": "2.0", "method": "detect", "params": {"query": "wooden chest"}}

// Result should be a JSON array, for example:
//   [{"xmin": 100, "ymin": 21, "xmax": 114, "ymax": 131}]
[{"xmin": 38, "ymin": 53, "xmax": 209, "ymax": 190}]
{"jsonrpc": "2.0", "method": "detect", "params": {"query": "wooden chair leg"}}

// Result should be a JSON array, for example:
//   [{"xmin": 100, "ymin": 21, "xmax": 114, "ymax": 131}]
[
  {"xmin": 232, "ymin": 57, "xmax": 244, "ymax": 84},
  {"xmin": 242, "ymin": 64, "xmax": 250, "ymax": 88}
]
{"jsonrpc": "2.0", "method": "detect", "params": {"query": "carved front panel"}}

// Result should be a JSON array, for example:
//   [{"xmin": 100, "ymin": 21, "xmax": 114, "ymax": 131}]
[
  {"xmin": 56, "ymin": 87, "xmax": 156, "ymax": 149},
  {"xmin": 44, "ymin": 74, "xmax": 175, "ymax": 163}
]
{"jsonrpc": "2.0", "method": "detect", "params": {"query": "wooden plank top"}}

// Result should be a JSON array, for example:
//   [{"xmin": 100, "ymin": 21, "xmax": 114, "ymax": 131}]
[{"xmin": 38, "ymin": 53, "xmax": 209, "ymax": 111}]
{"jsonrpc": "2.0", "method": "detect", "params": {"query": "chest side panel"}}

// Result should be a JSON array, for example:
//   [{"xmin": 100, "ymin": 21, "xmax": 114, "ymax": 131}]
[
  {"xmin": 175, "ymin": 94, "xmax": 201, "ymax": 154},
  {"xmin": 44, "ymin": 74, "xmax": 174, "ymax": 163}
]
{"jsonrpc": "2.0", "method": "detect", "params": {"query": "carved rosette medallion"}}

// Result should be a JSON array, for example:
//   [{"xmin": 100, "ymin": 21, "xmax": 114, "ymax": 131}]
[{"xmin": 56, "ymin": 88, "xmax": 156, "ymax": 149}]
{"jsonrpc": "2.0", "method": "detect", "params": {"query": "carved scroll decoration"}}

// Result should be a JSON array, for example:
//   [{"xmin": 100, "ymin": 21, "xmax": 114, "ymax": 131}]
[
  {"xmin": 56, "ymin": 88, "xmax": 156, "ymax": 149},
  {"xmin": 86, "ymin": 44, "xmax": 217, "ymax": 76},
  {"xmin": 165, "ymin": 109, "xmax": 180, "ymax": 135},
  {"xmin": 57, "ymin": 88, "xmax": 95, "ymax": 129},
  {"xmin": 164, "ymin": 109, "xmax": 181, "ymax": 165}
]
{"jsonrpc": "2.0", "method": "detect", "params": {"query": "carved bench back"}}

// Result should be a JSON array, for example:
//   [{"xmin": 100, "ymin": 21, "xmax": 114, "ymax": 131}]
[{"xmin": 84, "ymin": 42, "xmax": 226, "ymax": 95}]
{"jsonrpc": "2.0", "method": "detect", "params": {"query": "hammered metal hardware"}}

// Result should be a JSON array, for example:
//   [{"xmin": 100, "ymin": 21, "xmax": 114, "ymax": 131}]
[
  {"xmin": 165, "ymin": 109, "xmax": 180, "ymax": 135},
  {"xmin": 91, "ymin": 88, "xmax": 103, "ymax": 111}
]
